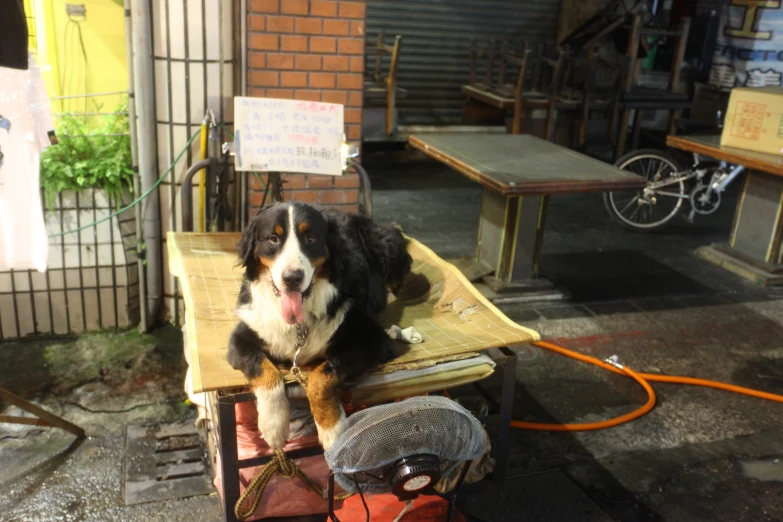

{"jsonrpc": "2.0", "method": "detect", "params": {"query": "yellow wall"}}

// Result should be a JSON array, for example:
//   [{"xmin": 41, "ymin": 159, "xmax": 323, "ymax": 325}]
[{"xmin": 34, "ymin": 0, "xmax": 128, "ymax": 113}]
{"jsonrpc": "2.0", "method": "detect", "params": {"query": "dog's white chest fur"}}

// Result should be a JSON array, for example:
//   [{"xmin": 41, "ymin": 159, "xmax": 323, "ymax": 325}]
[{"xmin": 236, "ymin": 277, "xmax": 348, "ymax": 364}]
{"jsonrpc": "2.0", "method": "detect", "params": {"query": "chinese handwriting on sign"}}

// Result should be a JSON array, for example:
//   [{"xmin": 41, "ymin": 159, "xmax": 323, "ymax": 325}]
[{"xmin": 232, "ymin": 97, "xmax": 345, "ymax": 176}]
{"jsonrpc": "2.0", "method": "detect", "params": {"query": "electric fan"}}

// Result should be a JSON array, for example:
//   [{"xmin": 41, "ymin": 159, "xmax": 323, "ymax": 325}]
[{"xmin": 324, "ymin": 396, "xmax": 490, "ymax": 521}]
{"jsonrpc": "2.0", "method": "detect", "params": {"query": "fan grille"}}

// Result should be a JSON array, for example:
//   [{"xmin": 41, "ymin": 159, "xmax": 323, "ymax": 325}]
[{"xmin": 324, "ymin": 396, "xmax": 489, "ymax": 493}]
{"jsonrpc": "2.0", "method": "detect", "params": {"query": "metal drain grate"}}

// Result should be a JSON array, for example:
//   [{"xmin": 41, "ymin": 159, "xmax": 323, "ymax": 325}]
[{"xmin": 124, "ymin": 420, "xmax": 214, "ymax": 505}]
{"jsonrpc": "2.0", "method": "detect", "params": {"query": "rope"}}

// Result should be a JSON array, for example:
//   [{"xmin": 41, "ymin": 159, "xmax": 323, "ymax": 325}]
[
  {"xmin": 48, "ymin": 130, "xmax": 202, "ymax": 238},
  {"xmin": 234, "ymin": 364, "xmax": 352, "ymax": 520}
]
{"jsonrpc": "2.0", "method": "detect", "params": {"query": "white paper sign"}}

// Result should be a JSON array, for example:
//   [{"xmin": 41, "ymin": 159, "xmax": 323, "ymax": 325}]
[{"xmin": 232, "ymin": 96, "xmax": 344, "ymax": 175}]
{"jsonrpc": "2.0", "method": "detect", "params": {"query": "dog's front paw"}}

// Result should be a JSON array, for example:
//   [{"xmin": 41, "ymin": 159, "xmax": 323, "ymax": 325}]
[
  {"xmin": 254, "ymin": 383, "xmax": 290, "ymax": 450},
  {"xmin": 317, "ymin": 408, "xmax": 346, "ymax": 450},
  {"xmin": 259, "ymin": 416, "xmax": 289, "ymax": 449}
]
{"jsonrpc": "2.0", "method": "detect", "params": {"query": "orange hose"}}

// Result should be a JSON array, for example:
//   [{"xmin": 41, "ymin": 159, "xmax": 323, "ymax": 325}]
[{"xmin": 509, "ymin": 340, "xmax": 783, "ymax": 432}]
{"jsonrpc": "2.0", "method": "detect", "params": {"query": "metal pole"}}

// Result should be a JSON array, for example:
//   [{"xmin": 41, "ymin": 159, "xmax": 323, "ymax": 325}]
[
  {"xmin": 124, "ymin": 0, "xmax": 147, "ymax": 333},
  {"xmin": 130, "ymin": 0, "xmax": 161, "ymax": 327}
]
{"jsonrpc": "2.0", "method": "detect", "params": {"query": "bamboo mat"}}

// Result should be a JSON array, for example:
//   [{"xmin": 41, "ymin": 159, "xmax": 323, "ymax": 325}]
[{"xmin": 168, "ymin": 232, "xmax": 539, "ymax": 393}]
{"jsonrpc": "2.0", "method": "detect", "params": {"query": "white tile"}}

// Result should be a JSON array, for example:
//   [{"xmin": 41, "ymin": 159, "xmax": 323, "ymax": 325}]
[
  {"xmin": 0, "ymin": 295, "xmax": 17, "ymax": 338},
  {"xmin": 186, "ymin": 2, "xmax": 205, "ymax": 61},
  {"xmin": 152, "ymin": 0, "xmax": 168, "ymax": 55},
  {"xmin": 12, "ymin": 271, "xmax": 30, "ymax": 292},
  {"xmin": 79, "ymin": 210, "xmax": 98, "ymax": 245},
  {"xmin": 0, "ymin": 272, "xmax": 12, "ymax": 293},
  {"xmin": 81, "ymin": 268, "xmax": 97, "ymax": 289},
  {"xmin": 96, "ymin": 216, "xmax": 113, "ymax": 244},
  {"xmin": 14, "ymin": 294, "xmax": 35, "ymax": 337},
  {"xmin": 189, "ymin": 63, "xmax": 206, "ymax": 123},
  {"xmin": 60, "ymin": 191, "xmax": 77, "ymax": 208},
  {"xmin": 83, "ymin": 289, "xmax": 100, "ymax": 331},
  {"xmin": 117, "ymin": 287, "xmax": 130, "ymax": 326},
  {"xmin": 100, "ymin": 288, "xmax": 117, "ymax": 328},
  {"xmin": 125, "ymin": 265, "xmax": 137, "ymax": 286},
  {"xmin": 155, "ymin": 61, "xmax": 170, "ymax": 121},
  {"xmin": 65, "ymin": 268, "xmax": 81, "ymax": 288},
  {"xmin": 49, "ymin": 291, "xmax": 69, "ymax": 335},
  {"xmin": 34, "ymin": 292, "xmax": 53, "ymax": 335},
  {"xmin": 99, "ymin": 267, "xmax": 114, "ymax": 287},
  {"xmin": 47, "ymin": 245, "xmax": 64, "ymax": 270},
  {"xmin": 114, "ymin": 243, "xmax": 126, "ymax": 266},
  {"xmin": 77, "ymin": 189, "xmax": 94, "ymax": 208},
  {"xmin": 47, "ymin": 269, "xmax": 64, "ymax": 290},
  {"xmin": 30, "ymin": 270, "xmax": 48, "ymax": 291},
  {"xmin": 167, "ymin": 0, "xmax": 186, "ymax": 60},
  {"xmin": 66, "ymin": 290, "xmax": 85, "ymax": 333},
  {"xmin": 76, "ymin": 245, "xmax": 94, "ymax": 267},
  {"xmin": 64, "ymin": 245, "xmax": 82, "ymax": 268},
  {"xmin": 94, "ymin": 189, "xmax": 109, "ymax": 208},
  {"xmin": 170, "ymin": 61, "xmax": 187, "ymax": 124}
]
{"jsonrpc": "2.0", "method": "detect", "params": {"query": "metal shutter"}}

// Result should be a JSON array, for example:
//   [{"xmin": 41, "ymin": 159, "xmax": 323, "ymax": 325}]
[{"xmin": 366, "ymin": 0, "xmax": 561, "ymax": 125}]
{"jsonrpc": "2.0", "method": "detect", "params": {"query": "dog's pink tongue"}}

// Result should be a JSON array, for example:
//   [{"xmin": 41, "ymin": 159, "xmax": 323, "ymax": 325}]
[{"xmin": 280, "ymin": 292, "xmax": 303, "ymax": 325}]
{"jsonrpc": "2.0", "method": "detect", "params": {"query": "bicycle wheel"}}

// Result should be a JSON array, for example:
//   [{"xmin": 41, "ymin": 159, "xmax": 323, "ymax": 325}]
[{"xmin": 604, "ymin": 149, "xmax": 687, "ymax": 232}]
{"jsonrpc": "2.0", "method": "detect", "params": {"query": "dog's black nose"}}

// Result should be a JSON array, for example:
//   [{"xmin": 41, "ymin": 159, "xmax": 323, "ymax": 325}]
[{"xmin": 282, "ymin": 269, "xmax": 304, "ymax": 289}]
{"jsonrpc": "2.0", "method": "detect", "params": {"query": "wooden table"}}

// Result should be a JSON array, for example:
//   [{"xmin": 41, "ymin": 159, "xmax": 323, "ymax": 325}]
[
  {"xmin": 667, "ymin": 135, "xmax": 783, "ymax": 285},
  {"xmin": 408, "ymin": 134, "xmax": 646, "ymax": 297}
]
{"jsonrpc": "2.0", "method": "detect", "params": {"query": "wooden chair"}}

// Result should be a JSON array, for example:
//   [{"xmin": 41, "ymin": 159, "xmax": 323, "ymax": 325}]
[
  {"xmin": 364, "ymin": 32, "xmax": 406, "ymax": 136},
  {"xmin": 513, "ymin": 46, "xmax": 574, "ymax": 142},
  {"xmin": 461, "ymin": 39, "xmax": 516, "ymax": 126},
  {"xmin": 615, "ymin": 15, "xmax": 692, "ymax": 158},
  {"xmin": 578, "ymin": 51, "xmax": 629, "ymax": 151}
]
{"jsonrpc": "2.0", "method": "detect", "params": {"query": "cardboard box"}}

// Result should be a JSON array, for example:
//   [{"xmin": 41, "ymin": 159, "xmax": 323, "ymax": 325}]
[{"xmin": 721, "ymin": 86, "xmax": 783, "ymax": 155}]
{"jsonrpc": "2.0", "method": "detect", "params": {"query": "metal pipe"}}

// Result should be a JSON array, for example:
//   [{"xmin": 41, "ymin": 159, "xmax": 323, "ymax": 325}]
[
  {"xmin": 124, "ymin": 0, "xmax": 147, "ymax": 332},
  {"xmin": 180, "ymin": 159, "xmax": 213, "ymax": 232},
  {"xmin": 50, "ymin": 90, "xmax": 129, "ymax": 100},
  {"xmin": 130, "ymin": 0, "xmax": 161, "ymax": 328},
  {"xmin": 240, "ymin": 0, "xmax": 248, "ymax": 230}
]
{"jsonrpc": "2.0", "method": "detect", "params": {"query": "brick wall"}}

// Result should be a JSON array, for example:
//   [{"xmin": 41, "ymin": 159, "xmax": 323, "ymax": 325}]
[{"xmin": 246, "ymin": 0, "xmax": 366, "ymax": 217}]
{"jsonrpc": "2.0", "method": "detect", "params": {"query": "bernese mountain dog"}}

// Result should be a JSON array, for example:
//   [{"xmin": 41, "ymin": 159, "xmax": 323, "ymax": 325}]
[{"xmin": 227, "ymin": 202, "xmax": 412, "ymax": 450}]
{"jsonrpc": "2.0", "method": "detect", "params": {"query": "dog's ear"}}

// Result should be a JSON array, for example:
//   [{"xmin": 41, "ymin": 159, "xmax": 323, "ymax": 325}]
[{"xmin": 237, "ymin": 218, "xmax": 261, "ymax": 276}]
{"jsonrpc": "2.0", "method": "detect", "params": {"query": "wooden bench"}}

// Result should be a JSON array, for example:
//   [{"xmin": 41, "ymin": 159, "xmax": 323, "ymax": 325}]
[{"xmin": 409, "ymin": 133, "xmax": 646, "ymax": 298}]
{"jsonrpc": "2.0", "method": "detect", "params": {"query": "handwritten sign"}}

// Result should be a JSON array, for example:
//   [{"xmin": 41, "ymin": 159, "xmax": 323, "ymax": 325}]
[{"xmin": 232, "ymin": 96, "xmax": 344, "ymax": 175}]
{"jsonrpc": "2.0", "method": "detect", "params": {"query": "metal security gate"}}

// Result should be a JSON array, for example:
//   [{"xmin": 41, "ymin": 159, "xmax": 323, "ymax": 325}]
[{"xmin": 365, "ymin": 0, "xmax": 561, "ymax": 125}]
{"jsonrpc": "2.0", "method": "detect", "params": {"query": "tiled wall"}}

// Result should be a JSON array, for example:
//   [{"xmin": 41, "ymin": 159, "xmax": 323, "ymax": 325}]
[
  {"xmin": 245, "ymin": 0, "xmax": 365, "ymax": 217},
  {"xmin": 0, "ymin": 190, "xmax": 139, "ymax": 339}
]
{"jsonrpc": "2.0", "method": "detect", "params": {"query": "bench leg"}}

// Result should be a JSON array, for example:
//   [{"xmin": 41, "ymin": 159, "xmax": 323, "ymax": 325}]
[
  {"xmin": 217, "ymin": 395, "xmax": 241, "ymax": 522},
  {"xmin": 493, "ymin": 347, "xmax": 518, "ymax": 490}
]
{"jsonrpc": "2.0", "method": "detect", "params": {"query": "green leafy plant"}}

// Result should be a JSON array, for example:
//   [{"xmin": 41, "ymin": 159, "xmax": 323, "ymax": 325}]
[{"xmin": 40, "ymin": 102, "xmax": 134, "ymax": 207}]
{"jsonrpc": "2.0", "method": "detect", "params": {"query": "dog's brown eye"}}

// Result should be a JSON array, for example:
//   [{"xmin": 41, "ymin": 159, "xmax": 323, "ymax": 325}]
[
  {"xmin": 268, "ymin": 235, "xmax": 279, "ymax": 244},
  {"xmin": 306, "ymin": 236, "xmax": 316, "ymax": 244}
]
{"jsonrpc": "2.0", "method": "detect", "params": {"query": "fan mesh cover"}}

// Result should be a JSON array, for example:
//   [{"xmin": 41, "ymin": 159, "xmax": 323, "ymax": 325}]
[{"xmin": 324, "ymin": 396, "xmax": 489, "ymax": 493}]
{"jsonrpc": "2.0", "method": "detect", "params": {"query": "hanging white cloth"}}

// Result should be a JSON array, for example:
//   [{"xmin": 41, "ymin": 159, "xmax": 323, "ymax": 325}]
[{"xmin": 0, "ymin": 53, "xmax": 54, "ymax": 272}]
